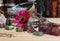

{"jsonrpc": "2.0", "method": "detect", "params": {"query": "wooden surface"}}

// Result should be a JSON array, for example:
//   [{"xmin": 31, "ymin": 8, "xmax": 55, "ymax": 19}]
[{"xmin": 0, "ymin": 18, "xmax": 60, "ymax": 41}]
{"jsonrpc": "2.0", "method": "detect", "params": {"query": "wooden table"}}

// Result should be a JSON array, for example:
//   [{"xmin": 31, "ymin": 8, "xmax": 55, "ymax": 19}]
[{"xmin": 0, "ymin": 18, "xmax": 60, "ymax": 41}]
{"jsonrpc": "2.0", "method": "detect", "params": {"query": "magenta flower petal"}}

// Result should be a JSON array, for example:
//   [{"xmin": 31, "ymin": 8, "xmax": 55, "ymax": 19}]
[{"xmin": 15, "ymin": 10, "xmax": 30, "ymax": 28}]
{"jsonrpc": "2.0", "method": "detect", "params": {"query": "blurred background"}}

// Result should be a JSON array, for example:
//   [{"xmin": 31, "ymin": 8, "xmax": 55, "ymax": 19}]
[{"xmin": 0, "ymin": 0, "xmax": 60, "ymax": 18}]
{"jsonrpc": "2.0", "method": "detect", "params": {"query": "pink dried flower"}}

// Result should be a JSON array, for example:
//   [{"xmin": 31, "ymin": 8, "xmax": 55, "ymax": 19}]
[{"xmin": 15, "ymin": 10, "xmax": 30, "ymax": 28}]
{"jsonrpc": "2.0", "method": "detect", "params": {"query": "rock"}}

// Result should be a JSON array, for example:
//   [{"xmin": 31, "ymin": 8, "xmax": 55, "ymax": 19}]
[
  {"xmin": 39, "ymin": 23, "xmax": 60, "ymax": 36},
  {"xmin": 16, "ymin": 27, "xmax": 23, "ymax": 32},
  {"xmin": 33, "ymin": 31, "xmax": 44, "ymax": 36},
  {"xmin": 6, "ymin": 26, "xmax": 14, "ymax": 30}
]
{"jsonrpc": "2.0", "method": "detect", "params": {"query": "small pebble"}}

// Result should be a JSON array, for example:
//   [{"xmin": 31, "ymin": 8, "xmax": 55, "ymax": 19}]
[
  {"xmin": 16, "ymin": 28, "xmax": 23, "ymax": 32},
  {"xmin": 33, "ymin": 31, "xmax": 44, "ymax": 36}
]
